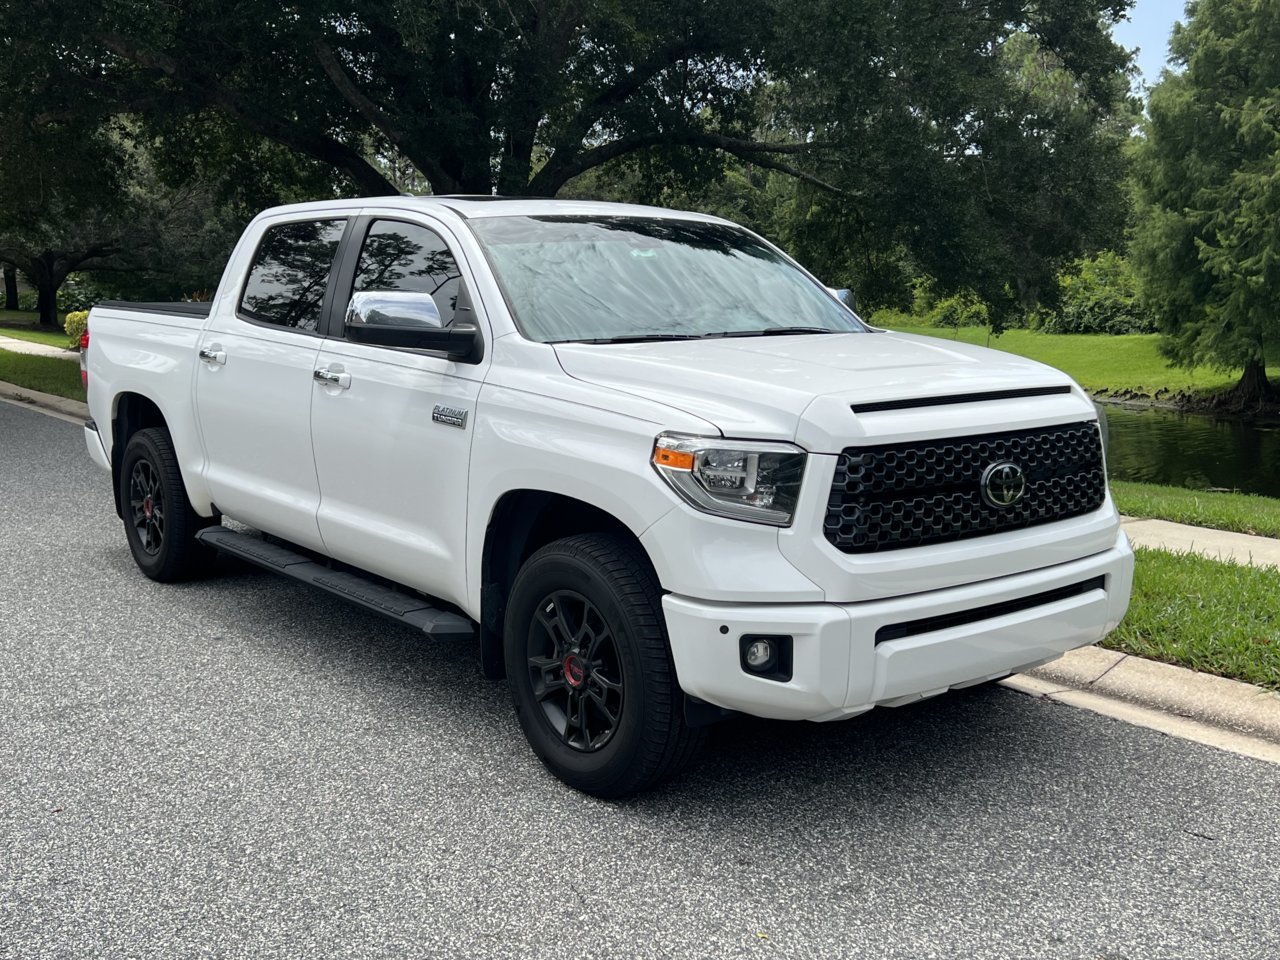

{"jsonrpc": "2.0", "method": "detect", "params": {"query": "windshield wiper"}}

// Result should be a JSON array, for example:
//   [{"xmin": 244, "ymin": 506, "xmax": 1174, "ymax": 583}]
[
  {"xmin": 556, "ymin": 333, "xmax": 705, "ymax": 344},
  {"xmin": 701, "ymin": 326, "xmax": 841, "ymax": 338},
  {"xmin": 554, "ymin": 327, "xmax": 845, "ymax": 344}
]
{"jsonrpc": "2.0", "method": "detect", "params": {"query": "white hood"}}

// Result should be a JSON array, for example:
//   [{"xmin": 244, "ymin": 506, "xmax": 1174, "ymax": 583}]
[{"xmin": 553, "ymin": 331, "xmax": 1083, "ymax": 449}]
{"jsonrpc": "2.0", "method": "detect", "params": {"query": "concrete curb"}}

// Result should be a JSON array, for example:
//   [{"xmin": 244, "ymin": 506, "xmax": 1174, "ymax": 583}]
[
  {"xmin": 1006, "ymin": 645, "xmax": 1280, "ymax": 765},
  {"xmin": 0, "ymin": 378, "xmax": 89, "ymax": 422}
]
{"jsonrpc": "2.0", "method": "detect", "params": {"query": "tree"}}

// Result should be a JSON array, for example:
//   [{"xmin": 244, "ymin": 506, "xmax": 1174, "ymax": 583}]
[
  {"xmin": 0, "ymin": 114, "xmax": 133, "ymax": 326},
  {"xmin": 5, "ymin": 1, "xmax": 1137, "ymax": 320},
  {"xmin": 1044, "ymin": 250, "xmax": 1153, "ymax": 334},
  {"xmin": 12, "ymin": 2, "xmax": 1132, "ymax": 197},
  {"xmin": 1131, "ymin": 0, "xmax": 1280, "ymax": 408},
  {"xmin": 565, "ymin": 23, "xmax": 1137, "ymax": 323},
  {"xmin": 3, "ymin": 265, "xmax": 18, "ymax": 311}
]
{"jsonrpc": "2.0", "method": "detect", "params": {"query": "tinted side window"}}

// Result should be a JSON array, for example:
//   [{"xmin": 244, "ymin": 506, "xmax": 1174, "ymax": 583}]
[
  {"xmin": 239, "ymin": 219, "xmax": 346, "ymax": 331},
  {"xmin": 352, "ymin": 221, "xmax": 462, "ymax": 325}
]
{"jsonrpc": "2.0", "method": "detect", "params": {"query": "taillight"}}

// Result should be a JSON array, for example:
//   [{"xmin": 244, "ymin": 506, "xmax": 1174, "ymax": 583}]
[{"xmin": 79, "ymin": 323, "xmax": 90, "ymax": 389}]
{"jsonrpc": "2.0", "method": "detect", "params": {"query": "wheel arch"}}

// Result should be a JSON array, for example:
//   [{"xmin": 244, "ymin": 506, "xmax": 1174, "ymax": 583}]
[
  {"xmin": 109, "ymin": 392, "xmax": 169, "ymax": 517},
  {"xmin": 478, "ymin": 489, "xmax": 660, "ymax": 680}
]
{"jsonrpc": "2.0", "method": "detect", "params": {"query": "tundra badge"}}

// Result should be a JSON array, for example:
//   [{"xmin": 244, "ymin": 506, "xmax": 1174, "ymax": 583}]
[{"xmin": 432, "ymin": 404, "xmax": 469, "ymax": 429}]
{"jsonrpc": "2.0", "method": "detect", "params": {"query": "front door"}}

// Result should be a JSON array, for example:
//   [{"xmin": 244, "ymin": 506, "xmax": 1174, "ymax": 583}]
[
  {"xmin": 195, "ymin": 216, "xmax": 350, "ymax": 551},
  {"xmin": 309, "ymin": 216, "xmax": 489, "ymax": 607}
]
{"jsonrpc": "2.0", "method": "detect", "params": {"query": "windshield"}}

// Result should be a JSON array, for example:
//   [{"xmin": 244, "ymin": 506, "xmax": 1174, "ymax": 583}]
[{"xmin": 468, "ymin": 215, "xmax": 867, "ymax": 343}]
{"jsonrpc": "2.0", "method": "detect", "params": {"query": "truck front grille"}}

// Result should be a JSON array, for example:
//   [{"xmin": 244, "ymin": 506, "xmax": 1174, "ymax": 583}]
[{"xmin": 823, "ymin": 421, "xmax": 1105, "ymax": 554}]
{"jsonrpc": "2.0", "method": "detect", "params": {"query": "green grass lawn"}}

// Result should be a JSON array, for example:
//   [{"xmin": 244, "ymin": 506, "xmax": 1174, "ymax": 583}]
[
  {"xmin": 0, "ymin": 308, "xmax": 73, "ymax": 349},
  {"xmin": 1111, "ymin": 480, "xmax": 1280, "ymax": 539},
  {"xmin": 0, "ymin": 349, "xmax": 85, "ymax": 400},
  {"xmin": 878, "ymin": 323, "xmax": 1274, "ymax": 397},
  {"xmin": 1104, "ymin": 547, "xmax": 1280, "ymax": 689}
]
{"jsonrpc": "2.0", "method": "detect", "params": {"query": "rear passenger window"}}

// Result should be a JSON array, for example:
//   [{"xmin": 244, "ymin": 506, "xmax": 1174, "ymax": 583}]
[
  {"xmin": 352, "ymin": 220, "xmax": 462, "ymax": 325},
  {"xmin": 239, "ymin": 219, "xmax": 346, "ymax": 331}
]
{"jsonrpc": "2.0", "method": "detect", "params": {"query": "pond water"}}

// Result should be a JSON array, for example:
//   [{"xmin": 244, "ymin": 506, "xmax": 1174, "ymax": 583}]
[{"xmin": 1102, "ymin": 404, "xmax": 1280, "ymax": 498}]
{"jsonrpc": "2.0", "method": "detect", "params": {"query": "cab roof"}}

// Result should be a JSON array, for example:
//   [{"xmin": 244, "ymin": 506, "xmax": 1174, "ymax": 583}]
[{"xmin": 256, "ymin": 195, "xmax": 725, "ymax": 223}]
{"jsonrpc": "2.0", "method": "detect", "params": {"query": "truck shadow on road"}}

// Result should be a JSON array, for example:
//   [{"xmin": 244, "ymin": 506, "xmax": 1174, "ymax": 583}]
[{"xmin": 164, "ymin": 553, "xmax": 1110, "ymax": 818}]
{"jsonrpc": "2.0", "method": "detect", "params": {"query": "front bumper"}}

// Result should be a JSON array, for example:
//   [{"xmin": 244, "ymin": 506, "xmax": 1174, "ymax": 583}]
[{"xmin": 663, "ymin": 531, "xmax": 1133, "ymax": 721}]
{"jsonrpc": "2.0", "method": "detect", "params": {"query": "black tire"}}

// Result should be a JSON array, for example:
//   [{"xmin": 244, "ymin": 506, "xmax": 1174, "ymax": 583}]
[
  {"xmin": 504, "ymin": 533, "xmax": 703, "ymax": 797},
  {"xmin": 119, "ymin": 427, "xmax": 217, "ymax": 582}
]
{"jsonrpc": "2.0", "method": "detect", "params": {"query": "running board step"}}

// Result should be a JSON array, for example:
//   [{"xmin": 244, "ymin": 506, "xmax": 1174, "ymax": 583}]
[{"xmin": 196, "ymin": 526, "xmax": 475, "ymax": 640}]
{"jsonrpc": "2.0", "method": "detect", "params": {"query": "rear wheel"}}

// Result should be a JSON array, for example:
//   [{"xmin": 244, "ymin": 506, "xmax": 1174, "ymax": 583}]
[
  {"xmin": 504, "ymin": 534, "xmax": 703, "ymax": 797},
  {"xmin": 119, "ymin": 427, "xmax": 216, "ymax": 582}
]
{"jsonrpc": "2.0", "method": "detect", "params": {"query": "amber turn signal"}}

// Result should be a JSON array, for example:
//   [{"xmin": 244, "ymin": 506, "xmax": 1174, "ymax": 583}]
[{"xmin": 653, "ymin": 446, "xmax": 696, "ymax": 471}]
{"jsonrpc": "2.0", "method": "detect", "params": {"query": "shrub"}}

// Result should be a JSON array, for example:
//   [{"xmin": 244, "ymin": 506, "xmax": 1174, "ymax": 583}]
[
  {"xmin": 867, "ymin": 307, "xmax": 914, "ymax": 328},
  {"xmin": 63, "ymin": 310, "xmax": 89, "ymax": 349},
  {"xmin": 928, "ymin": 290, "xmax": 989, "ymax": 328},
  {"xmin": 1044, "ymin": 252, "xmax": 1157, "ymax": 335}
]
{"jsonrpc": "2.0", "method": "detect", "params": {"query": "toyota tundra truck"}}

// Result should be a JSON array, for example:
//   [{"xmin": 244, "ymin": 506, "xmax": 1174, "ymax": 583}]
[{"xmin": 82, "ymin": 196, "xmax": 1133, "ymax": 796}]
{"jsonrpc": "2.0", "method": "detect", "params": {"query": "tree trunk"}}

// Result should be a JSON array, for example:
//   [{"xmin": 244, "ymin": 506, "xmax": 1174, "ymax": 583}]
[
  {"xmin": 36, "ymin": 282, "xmax": 59, "ymax": 328},
  {"xmin": 2, "ymin": 265, "xmax": 17, "ymax": 311},
  {"xmin": 1215, "ymin": 358, "xmax": 1278, "ymax": 412}
]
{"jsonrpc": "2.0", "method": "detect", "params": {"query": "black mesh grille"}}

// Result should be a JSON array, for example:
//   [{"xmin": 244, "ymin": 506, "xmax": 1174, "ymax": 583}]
[{"xmin": 824, "ymin": 421, "xmax": 1105, "ymax": 554}]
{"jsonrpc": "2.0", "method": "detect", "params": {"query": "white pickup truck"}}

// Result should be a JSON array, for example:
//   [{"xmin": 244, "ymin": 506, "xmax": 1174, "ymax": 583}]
[{"xmin": 83, "ymin": 196, "xmax": 1132, "ymax": 796}]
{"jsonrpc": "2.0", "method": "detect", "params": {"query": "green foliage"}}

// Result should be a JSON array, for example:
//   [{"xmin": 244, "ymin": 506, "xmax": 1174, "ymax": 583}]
[
  {"xmin": 1, "ymin": 0, "xmax": 1138, "ymax": 323},
  {"xmin": 864, "ymin": 277, "xmax": 992, "ymax": 330},
  {"xmin": 1043, "ymin": 251, "xmax": 1154, "ymax": 334},
  {"xmin": 867, "ymin": 307, "xmax": 915, "ymax": 328},
  {"xmin": 0, "ymin": 97, "xmax": 134, "ymax": 324},
  {"xmin": 927, "ymin": 291, "xmax": 990, "ymax": 329},
  {"xmin": 1130, "ymin": 0, "xmax": 1280, "ymax": 390},
  {"xmin": 63, "ymin": 310, "xmax": 88, "ymax": 348}
]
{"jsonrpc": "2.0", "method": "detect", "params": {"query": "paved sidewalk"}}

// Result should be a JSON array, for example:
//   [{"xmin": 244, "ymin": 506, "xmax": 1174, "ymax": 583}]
[
  {"xmin": 1122, "ymin": 515, "xmax": 1280, "ymax": 569},
  {"xmin": 0, "ymin": 334, "xmax": 78, "ymax": 359}
]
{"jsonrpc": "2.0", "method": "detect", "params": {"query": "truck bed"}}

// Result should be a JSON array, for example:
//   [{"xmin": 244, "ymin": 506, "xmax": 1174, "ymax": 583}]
[{"xmin": 96, "ymin": 301, "xmax": 213, "ymax": 319}]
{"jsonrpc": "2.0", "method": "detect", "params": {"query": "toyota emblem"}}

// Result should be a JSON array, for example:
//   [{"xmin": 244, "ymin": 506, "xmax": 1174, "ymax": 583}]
[{"xmin": 980, "ymin": 460, "xmax": 1027, "ymax": 509}]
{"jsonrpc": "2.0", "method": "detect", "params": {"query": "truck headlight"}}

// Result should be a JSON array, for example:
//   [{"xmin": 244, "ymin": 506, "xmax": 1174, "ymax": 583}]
[
  {"xmin": 651, "ymin": 433, "xmax": 806, "ymax": 526},
  {"xmin": 1092, "ymin": 401, "xmax": 1110, "ymax": 455}
]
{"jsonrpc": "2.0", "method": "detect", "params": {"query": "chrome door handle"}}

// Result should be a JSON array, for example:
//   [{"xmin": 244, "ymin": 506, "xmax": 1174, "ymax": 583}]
[
  {"xmin": 198, "ymin": 347, "xmax": 226, "ymax": 365},
  {"xmin": 313, "ymin": 368, "xmax": 351, "ymax": 389}
]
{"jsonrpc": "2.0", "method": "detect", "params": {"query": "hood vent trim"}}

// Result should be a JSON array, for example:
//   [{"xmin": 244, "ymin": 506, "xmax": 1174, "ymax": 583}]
[{"xmin": 850, "ymin": 385, "xmax": 1072, "ymax": 414}]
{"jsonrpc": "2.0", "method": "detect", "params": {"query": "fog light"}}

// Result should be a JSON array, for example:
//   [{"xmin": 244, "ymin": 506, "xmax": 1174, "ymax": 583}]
[
  {"xmin": 744, "ymin": 639, "xmax": 774, "ymax": 670},
  {"xmin": 739, "ymin": 634, "xmax": 793, "ymax": 681}
]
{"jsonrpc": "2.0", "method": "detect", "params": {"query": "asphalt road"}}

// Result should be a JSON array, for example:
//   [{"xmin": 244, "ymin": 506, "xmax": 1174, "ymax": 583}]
[{"xmin": 2, "ymin": 398, "xmax": 1278, "ymax": 960}]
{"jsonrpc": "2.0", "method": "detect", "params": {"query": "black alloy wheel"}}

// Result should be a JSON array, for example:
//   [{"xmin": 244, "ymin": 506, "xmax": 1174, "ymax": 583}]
[
  {"xmin": 128, "ymin": 458, "xmax": 166, "ymax": 556},
  {"xmin": 504, "ymin": 533, "xmax": 703, "ymax": 797},
  {"xmin": 527, "ymin": 589, "xmax": 625, "ymax": 752},
  {"xmin": 118, "ymin": 427, "xmax": 217, "ymax": 582}
]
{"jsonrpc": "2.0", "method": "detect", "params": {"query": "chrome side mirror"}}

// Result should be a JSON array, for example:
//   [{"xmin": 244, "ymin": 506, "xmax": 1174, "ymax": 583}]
[
  {"xmin": 346, "ymin": 290, "xmax": 444, "ymax": 329},
  {"xmin": 344, "ymin": 290, "xmax": 482, "ymax": 362}
]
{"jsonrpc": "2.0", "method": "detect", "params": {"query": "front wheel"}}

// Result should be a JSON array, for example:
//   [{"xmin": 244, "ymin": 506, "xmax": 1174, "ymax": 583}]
[
  {"xmin": 504, "ymin": 534, "xmax": 703, "ymax": 797},
  {"xmin": 119, "ymin": 427, "xmax": 217, "ymax": 582}
]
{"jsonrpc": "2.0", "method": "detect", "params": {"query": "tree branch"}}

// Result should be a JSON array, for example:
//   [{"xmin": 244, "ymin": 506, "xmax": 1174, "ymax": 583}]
[
  {"xmin": 310, "ymin": 37, "xmax": 459, "ymax": 194},
  {"xmin": 536, "ymin": 38, "xmax": 708, "ymax": 188},
  {"xmin": 98, "ymin": 32, "xmax": 399, "ymax": 196},
  {"xmin": 528, "ymin": 129, "xmax": 851, "ymax": 198}
]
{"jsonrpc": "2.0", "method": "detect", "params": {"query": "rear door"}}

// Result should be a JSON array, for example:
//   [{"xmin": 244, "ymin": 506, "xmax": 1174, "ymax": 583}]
[
  {"xmin": 195, "ymin": 215, "xmax": 351, "ymax": 551},
  {"xmin": 309, "ymin": 215, "xmax": 490, "ymax": 606}
]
